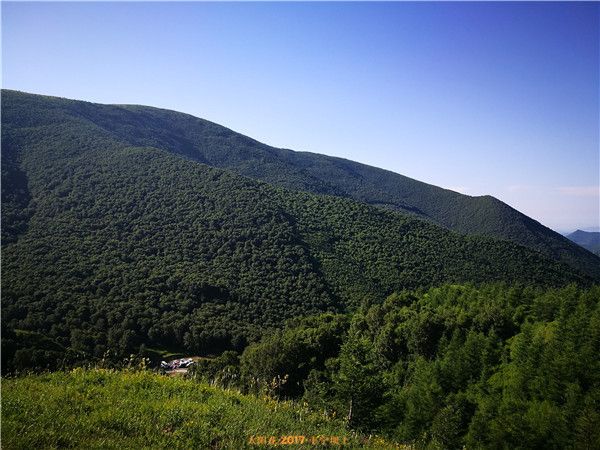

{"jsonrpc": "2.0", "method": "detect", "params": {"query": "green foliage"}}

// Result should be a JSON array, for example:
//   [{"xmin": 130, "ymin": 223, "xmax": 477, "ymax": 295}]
[
  {"xmin": 1, "ymin": 368, "xmax": 396, "ymax": 449},
  {"xmin": 1, "ymin": 141, "xmax": 337, "ymax": 368},
  {"xmin": 4, "ymin": 89, "xmax": 598, "ymax": 279},
  {"xmin": 236, "ymin": 284, "xmax": 600, "ymax": 449},
  {"xmin": 1, "ymin": 91, "xmax": 594, "ymax": 372},
  {"xmin": 239, "ymin": 314, "xmax": 350, "ymax": 397},
  {"xmin": 1, "ymin": 329, "xmax": 81, "ymax": 372}
]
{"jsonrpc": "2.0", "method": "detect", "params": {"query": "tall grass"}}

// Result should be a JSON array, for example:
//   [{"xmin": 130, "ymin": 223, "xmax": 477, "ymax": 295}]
[{"xmin": 1, "ymin": 368, "xmax": 398, "ymax": 449}]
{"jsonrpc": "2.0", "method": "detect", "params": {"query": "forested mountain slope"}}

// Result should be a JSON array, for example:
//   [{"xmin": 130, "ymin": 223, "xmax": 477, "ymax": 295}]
[
  {"xmin": 0, "ymin": 89, "xmax": 595, "ymax": 361},
  {"xmin": 567, "ymin": 230, "xmax": 600, "ymax": 256},
  {"xmin": 3, "ymin": 90, "xmax": 597, "ymax": 279}
]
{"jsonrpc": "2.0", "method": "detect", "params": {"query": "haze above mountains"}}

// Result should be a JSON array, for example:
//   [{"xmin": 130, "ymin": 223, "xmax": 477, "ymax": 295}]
[{"xmin": 2, "ymin": 90, "xmax": 599, "ymax": 354}]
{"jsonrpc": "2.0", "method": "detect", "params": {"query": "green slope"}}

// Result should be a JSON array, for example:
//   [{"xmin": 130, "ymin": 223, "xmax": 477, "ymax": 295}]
[
  {"xmin": 1, "ymin": 369, "xmax": 393, "ymax": 449},
  {"xmin": 3, "ymin": 89, "xmax": 597, "ymax": 279},
  {"xmin": 0, "ymin": 89, "xmax": 594, "ymax": 363}
]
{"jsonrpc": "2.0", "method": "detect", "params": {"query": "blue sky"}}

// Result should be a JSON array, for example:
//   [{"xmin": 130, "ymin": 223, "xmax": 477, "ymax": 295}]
[{"xmin": 2, "ymin": 2, "xmax": 598, "ymax": 232}]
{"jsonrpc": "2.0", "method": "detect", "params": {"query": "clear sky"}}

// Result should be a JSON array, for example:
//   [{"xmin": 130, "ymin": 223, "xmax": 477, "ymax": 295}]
[{"xmin": 2, "ymin": 1, "xmax": 599, "ymax": 232}]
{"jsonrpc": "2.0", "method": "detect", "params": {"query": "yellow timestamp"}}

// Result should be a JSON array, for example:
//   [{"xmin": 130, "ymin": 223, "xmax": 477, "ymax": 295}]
[{"xmin": 248, "ymin": 435, "xmax": 350, "ymax": 446}]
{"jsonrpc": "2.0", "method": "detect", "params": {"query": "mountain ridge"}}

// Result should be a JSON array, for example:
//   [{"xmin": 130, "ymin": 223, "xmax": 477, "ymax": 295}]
[
  {"xmin": 3, "ymin": 89, "xmax": 597, "ymax": 279},
  {"xmin": 2, "ymin": 89, "xmax": 594, "ymax": 358}
]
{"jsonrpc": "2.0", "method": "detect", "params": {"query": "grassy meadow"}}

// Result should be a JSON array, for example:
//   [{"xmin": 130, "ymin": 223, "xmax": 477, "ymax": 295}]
[{"xmin": 1, "ymin": 368, "xmax": 397, "ymax": 449}]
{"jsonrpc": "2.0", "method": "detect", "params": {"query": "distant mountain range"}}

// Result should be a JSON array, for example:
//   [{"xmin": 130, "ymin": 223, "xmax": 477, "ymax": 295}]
[
  {"xmin": 567, "ymin": 230, "xmax": 600, "ymax": 256},
  {"xmin": 2, "ymin": 89, "xmax": 598, "ymax": 356}
]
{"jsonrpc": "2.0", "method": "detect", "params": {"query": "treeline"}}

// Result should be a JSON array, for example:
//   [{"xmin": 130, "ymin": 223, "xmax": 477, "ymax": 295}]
[
  {"xmin": 191, "ymin": 283, "xmax": 600, "ymax": 449},
  {"xmin": 1, "ymin": 89, "xmax": 594, "ymax": 372},
  {"xmin": 1, "ymin": 140, "xmax": 588, "ymax": 370}
]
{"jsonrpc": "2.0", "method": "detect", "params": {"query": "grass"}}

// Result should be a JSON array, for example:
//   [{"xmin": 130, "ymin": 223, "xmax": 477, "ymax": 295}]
[{"xmin": 1, "ymin": 368, "xmax": 398, "ymax": 449}]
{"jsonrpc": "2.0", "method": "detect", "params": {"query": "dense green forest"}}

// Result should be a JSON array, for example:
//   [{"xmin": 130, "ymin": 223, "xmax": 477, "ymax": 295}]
[
  {"xmin": 192, "ymin": 283, "xmax": 600, "ymax": 449},
  {"xmin": 3, "ymin": 90, "xmax": 599, "ymax": 280},
  {"xmin": 1, "ymin": 93, "xmax": 593, "ymax": 371},
  {"xmin": 4, "ymin": 285, "xmax": 598, "ymax": 449}
]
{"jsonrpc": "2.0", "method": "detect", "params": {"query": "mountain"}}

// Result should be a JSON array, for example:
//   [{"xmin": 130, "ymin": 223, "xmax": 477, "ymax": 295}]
[
  {"xmin": 4, "ymin": 90, "xmax": 598, "ymax": 279},
  {"xmin": 567, "ymin": 230, "xmax": 600, "ymax": 256},
  {"xmin": 1, "ymin": 89, "xmax": 596, "ymax": 360}
]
